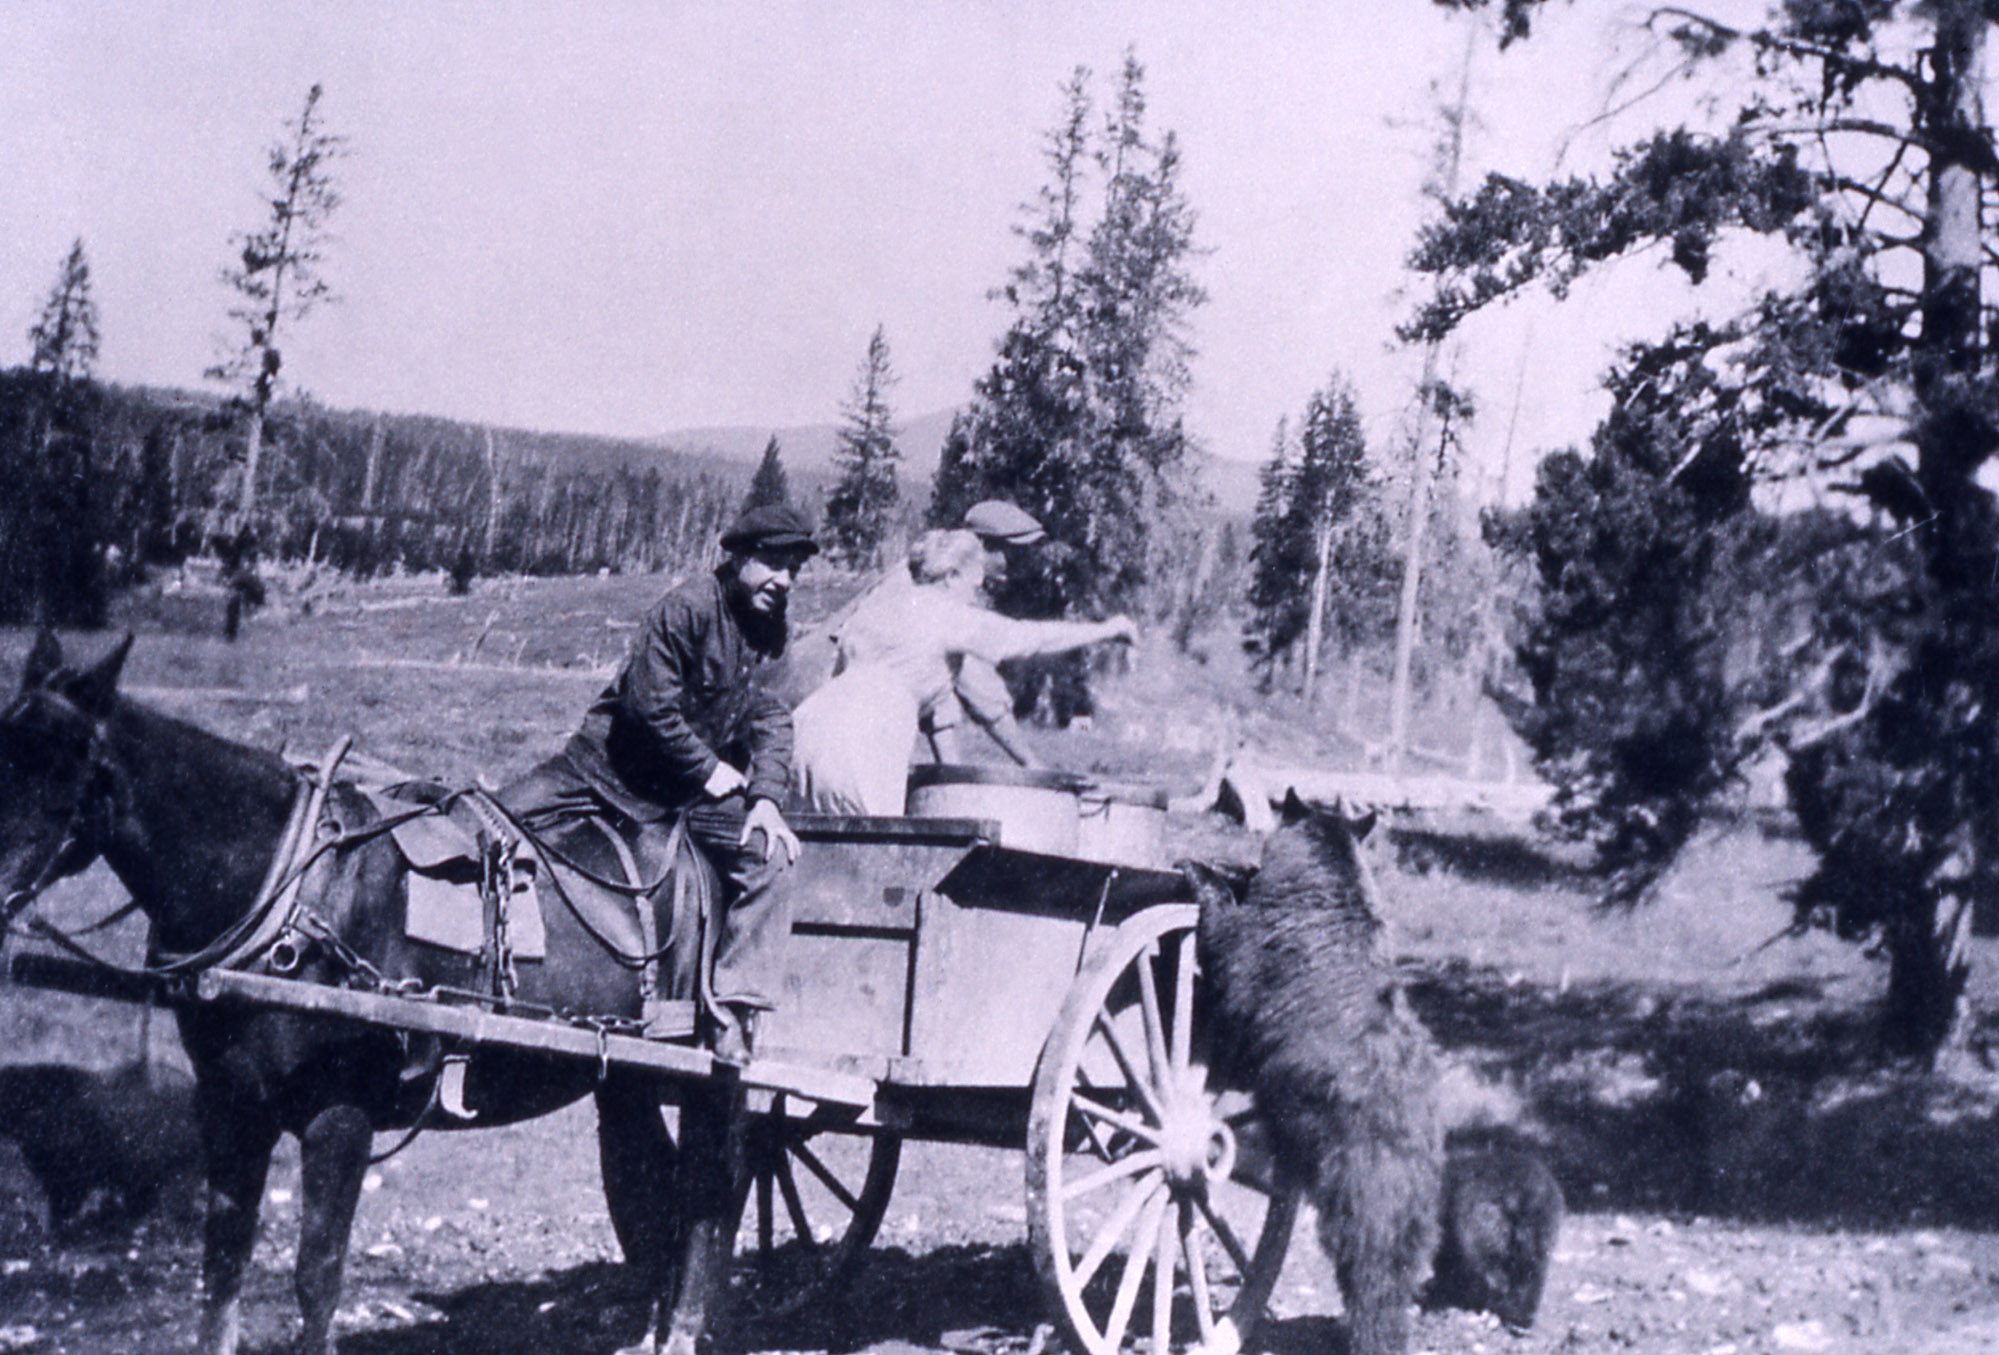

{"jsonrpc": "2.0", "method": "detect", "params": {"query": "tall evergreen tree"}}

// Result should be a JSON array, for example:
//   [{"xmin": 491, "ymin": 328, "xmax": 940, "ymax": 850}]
[
  {"xmin": 1421, "ymin": 0, "xmax": 1999, "ymax": 1054},
  {"xmin": 743, "ymin": 434, "xmax": 792, "ymax": 510},
  {"xmin": 936, "ymin": 54, "xmax": 1207, "ymax": 623},
  {"xmin": 6, "ymin": 240, "xmax": 106, "ymax": 625},
  {"xmin": 1244, "ymin": 417, "xmax": 1302, "ymax": 684},
  {"xmin": 823, "ymin": 325, "xmax": 903, "ymax": 567},
  {"xmin": 1243, "ymin": 376, "xmax": 1389, "ymax": 694},
  {"xmin": 209, "ymin": 83, "xmax": 346, "ymax": 528},
  {"xmin": 29, "ymin": 239, "xmax": 100, "ymax": 383}
]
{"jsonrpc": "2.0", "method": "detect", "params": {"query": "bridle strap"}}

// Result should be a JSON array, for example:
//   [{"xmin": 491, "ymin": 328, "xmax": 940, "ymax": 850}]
[{"xmin": 0, "ymin": 718, "xmax": 116, "ymax": 931}]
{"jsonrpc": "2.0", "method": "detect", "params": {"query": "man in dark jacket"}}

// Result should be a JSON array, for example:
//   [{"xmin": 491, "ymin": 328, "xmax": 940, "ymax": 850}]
[{"xmin": 505, "ymin": 504, "xmax": 814, "ymax": 1061}]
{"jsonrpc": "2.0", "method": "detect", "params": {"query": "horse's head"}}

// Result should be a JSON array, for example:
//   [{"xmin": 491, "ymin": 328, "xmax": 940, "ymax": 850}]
[{"xmin": 0, "ymin": 630, "xmax": 132, "ymax": 931}]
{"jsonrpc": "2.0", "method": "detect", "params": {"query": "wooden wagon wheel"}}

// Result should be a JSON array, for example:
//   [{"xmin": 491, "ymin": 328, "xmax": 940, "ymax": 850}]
[
  {"xmin": 730, "ymin": 1100, "xmax": 903, "ymax": 1318},
  {"xmin": 1027, "ymin": 904, "xmax": 1297, "ymax": 1355}
]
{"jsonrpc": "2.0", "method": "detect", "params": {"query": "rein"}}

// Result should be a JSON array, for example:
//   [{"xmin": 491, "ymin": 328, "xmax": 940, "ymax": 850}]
[
  {"xmin": 10, "ymin": 716, "xmax": 692, "ymax": 991},
  {"xmin": 13, "ymin": 735, "xmax": 435, "ymax": 982}
]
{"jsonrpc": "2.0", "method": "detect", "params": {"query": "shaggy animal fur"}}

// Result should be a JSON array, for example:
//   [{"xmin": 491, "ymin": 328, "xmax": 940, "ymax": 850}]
[
  {"xmin": 0, "ymin": 1061, "xmax": 201, "ymax": 1235},
  {"xmin": 1193, "ymin": 795, "xmax": 1443, "ymax": 1355},
  {"xmin": 1426, "ymin": 1125, "xmax": 1563, "ymax": 1330}
]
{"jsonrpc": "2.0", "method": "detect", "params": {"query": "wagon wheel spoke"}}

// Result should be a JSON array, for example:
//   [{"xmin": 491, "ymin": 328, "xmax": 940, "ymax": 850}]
[
  {"xmin": 790, "ymin": 1140, "xmax": 861, "ymax": 1212},
  {"xmin": 774, "ymin": 1153, "xmax": 818, "ymax": 1252},
  {"xmin": 1152, "ymin": 1194, "xmax": 1176, "ymax": 1355},
  {"xmin": 1171, "ymin": 928, "xmax": 1195, "ymax": 1076},
  {"xmin": 1074, "ymin": 1177, "xmax": 1165, "ymax": 1292},
  {"xmin": 756, "ymin": 1166, "xmax": 776, "ymax": 1259},
  {"xmin": 1093, "ymin": 1012, "xmax": 1168, "ymax": 1127},
  {"xmin": 735, "ymin": 1128, "xmax": 900, "ymax": 1322},
  {"xmin": 1180, "ymin": 1199, "xmax": 1215, "ymax": 1343},
  {"xmin": 1135, "ymin": 940, "xmax": 1170, "ymax": 1086},
  {"xmin": 1072, "ymin": 1074, "xmax": 1130, "ymax": 1161},
  {"xmin": 1072, "ymin": 1091, "xmax": 1163, "ymax": 1147},
  {"xmin": 1031, "ymin": 907, "xmax": 1294, "ymax": 1355},
  {"xmin": 1062, "ymin": 1148, "xmax": 1165, "ymax": 1203},
  {"xmin": 1193, "ymin": 1193, "xmax": 1252, "ymax": 1275},
  {"xmin": 1103, "ymin": 1187, "xmax": 1170, "ymax": 1355}
]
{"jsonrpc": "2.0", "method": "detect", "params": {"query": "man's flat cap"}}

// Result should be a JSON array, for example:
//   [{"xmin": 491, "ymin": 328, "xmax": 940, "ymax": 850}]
[
  {"xmin": 720, "ymin": 503, "xmax": 820, "ymax": 556},
  {"xmin": 962, "ymin": 499, "xmax": 1046, "ymax": 545}
]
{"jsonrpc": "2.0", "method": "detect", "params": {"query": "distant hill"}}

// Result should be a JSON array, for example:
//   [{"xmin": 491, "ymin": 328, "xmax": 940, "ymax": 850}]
[
  {"xmin": 656, "ymin": 408, "xmax": 960, "ymax": 488},
  {"xmin": 657, "ymin": 407, "xmax": 1261, "ymax": 517}
]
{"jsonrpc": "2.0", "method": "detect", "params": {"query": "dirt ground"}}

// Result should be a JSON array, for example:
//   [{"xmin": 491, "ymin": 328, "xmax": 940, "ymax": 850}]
[{"xmin": 5, "ymin": 581, "xmax": 1999, "ymax": 1353}]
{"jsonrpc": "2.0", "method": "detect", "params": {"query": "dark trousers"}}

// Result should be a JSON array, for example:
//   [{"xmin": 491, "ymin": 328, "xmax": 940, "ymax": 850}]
[{"xmin": 500, "ymin": 755, "xmax": 794, "ymax": 1013}]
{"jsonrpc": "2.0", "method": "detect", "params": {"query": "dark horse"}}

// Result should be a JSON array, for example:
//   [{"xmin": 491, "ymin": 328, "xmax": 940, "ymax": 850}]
[{"xmin": 0, "ymin": 632, "xmax": 735, "ymax": 1355}]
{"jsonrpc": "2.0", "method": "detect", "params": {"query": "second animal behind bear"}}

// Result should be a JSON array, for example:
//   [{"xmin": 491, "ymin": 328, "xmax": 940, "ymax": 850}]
[{"xmin": 1192, "ymin": 792, "xmax": 1563, "ymax": 1353}]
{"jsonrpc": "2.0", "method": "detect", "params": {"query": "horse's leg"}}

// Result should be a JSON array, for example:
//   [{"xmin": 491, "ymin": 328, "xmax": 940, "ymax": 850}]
[
  {"xmin": 659, "ymin": 1081, "xmax": 746, "ymax": 1355},
  {"xmin": 195, "ymin": 1087, "xmax": 280, "ymax": 1355},
  {"xmin": 597, "ymin": 1076, "xmax": 679, "ymax": 1355},
  {"xmin": 293, "ymin": 1103, "xmax": 374, "ymax": 1355}
]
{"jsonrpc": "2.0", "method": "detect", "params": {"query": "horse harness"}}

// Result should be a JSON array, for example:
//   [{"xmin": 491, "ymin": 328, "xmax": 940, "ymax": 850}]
[
  {"xmin": 0, "ymin": 693, "xmax": 125, "ymax": 931},
  {"xmin": 10, "ymin": 720, "xmax": 711, "ymax": 1043}
]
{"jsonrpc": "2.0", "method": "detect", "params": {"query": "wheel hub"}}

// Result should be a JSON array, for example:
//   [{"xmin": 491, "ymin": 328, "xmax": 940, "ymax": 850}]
[{"xmin": 1157, "ymin": 1064, "xmax": 1235, "ymax": 1187}]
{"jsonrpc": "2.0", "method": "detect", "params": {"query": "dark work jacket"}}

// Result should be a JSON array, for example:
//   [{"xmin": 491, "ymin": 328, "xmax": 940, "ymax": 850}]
[{"xmin": 564, "ymin": 569, "xmax": 794, "ymax": 821}]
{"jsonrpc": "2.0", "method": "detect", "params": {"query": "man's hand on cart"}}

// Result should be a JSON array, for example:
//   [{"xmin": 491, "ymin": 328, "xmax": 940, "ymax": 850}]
[{"xmin": 740, "ymin": 797, "xmax": 800, "ymax": 866}]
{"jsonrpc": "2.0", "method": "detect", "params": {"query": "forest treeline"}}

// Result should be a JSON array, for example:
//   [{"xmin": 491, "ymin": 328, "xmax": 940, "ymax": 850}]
[{"xmin": 0, "ymin": 371, "xmax": 768, "ymax": 623}]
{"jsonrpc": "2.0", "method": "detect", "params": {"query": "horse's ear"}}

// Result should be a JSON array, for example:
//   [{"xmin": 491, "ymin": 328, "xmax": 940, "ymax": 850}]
[
  {"xmin": 1348, "ymin": 806, "xmax": 1378, "ymax": 843},
  {"xmin": 1279, "ymin": 787, "xmax": 1312, "ymax": 826},
  {"xmin": 22, "ymin": 628, "xmax": 63, "ymax": 691},
  {"xmin": 66, "ymin": 633, "xmax": 134, "ymax": 718}
]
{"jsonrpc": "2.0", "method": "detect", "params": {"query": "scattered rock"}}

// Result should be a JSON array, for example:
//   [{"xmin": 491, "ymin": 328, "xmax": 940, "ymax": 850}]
[
  {"xmin": 1684, "ymin": 1268, "xmax": 1737, "ymax": 1298},
  {"xmin": 1572, "ymin": 1283, "xmax": 1614, "ymax": 1306},
  {"xmin": 1772, "ymin": 1320, "xmax": 1833, "ymax": 1351}
]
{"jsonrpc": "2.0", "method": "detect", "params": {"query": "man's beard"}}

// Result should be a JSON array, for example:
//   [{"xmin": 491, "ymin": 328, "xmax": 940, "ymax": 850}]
[{"xmin": 725, "ymin": 574, "xmax": 789, "ymax": 653}]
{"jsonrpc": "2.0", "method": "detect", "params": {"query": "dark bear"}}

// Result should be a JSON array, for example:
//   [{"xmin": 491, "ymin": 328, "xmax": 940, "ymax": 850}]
[
  {"xmin": 1192, "ymin": 792, "xmax": 1443, "ymax": 1355},
  {"xmin": 1426, "ymin": 1124, "xmax": 1564, "ymax": 1331},
  {"xmin": 0, "ymin": 1060, "xmax": 201, "ymax": 1236}
]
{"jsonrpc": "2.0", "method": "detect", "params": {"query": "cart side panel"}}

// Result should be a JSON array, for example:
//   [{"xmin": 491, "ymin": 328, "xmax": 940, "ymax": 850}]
[
  {"xmin": 908, "ymin": 895, "xmax": 1088, "ymax": 1088},
  {"xmin": 761, "ymin": 826, "xmax": 978, "ymax": 1064},
  {"xmin": 902, "ymin": 847, "xmax": 1191, "ymax": 1088}
]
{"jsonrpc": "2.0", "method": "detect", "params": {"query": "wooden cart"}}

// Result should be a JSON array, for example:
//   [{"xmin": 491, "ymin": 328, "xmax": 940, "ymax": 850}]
[
  {"xmin": 731, "ymin": 814, "xmax": 1294, "ymax": 1355},
  {"xmin": 11, "ymin": 813, "xmax": 1294, "ymax": 1355}
]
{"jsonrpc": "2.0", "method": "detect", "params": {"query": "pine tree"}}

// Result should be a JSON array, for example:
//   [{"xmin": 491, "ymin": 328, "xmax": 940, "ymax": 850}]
[
  {"xmin": 1243, "ymin": 377, "xmax": 1390, "ymax": 695},
  {"xmin": 29, "ymin": 239, "xmax": 100, "ymax": 384},
  {"xmin": 937, "ymin": 55, "xmax": 1207, "ymax": 631},
  {"xmin": 6, "ymin": 240, "xmax": 106, "ymax": 625},
  {"xmin": 1422, "ymin": 0, "xmax": 1999, "ymax": 1054},
  {"xmin": 743, "ymin": 435, "xmax": 792, "ymax": 510},
  {"xmin": 823, "ymin": 325, "xmax": 903, "ymax": 567},
  {"xmin": 927, "ymin": 412, "xmax": 980, "ymax": 528},
  {"xmin": 1244, "ymin": 417, "xmax": 1302, "ymax": 684},
  {"xmin": 208, "ymin": 83, "xmax": 346, "ymax": 528}
]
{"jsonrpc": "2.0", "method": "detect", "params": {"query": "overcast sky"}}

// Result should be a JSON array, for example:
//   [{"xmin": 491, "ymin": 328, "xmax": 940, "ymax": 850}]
[{"xmin": 0, "ymin": 2, "xmax": 1778, "ymax": 493}]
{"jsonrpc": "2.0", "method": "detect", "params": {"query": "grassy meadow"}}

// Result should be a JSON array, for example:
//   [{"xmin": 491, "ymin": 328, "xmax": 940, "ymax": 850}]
[{"xmin": 4, "ymin": 567, "xmax": 1999, "ymax": 1353}]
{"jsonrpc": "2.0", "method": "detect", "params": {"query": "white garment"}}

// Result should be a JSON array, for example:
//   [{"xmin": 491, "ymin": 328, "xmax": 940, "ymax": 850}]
[{"xmin": 792, "ymin": 583, "xmax": 1048, "ymax": 814}]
